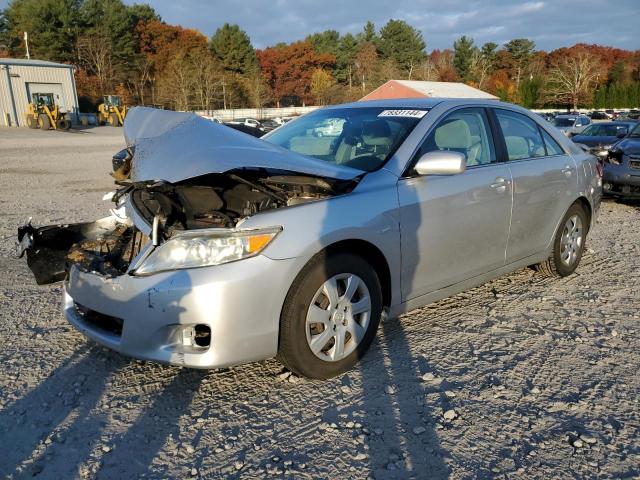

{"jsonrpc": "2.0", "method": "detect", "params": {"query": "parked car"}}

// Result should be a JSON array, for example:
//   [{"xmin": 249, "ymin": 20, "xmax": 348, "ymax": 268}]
[
  {"xmin": 603, "ymin": 122, "xmax": 640, "ymax": 198},
  {"xmin": 223, "ymin": 122, "xmax": 264, "ymax": 137},
  {"xmin": 553, "ymin": 114, "xmax": 592, "ymax": 136},
  {"xmin": 571, "ymin": 121, "xmax": 635, "ymax": 159},
  {"xmin": 17, "ymin": 100, "xmax": 601, "ymax": 379},
  {"xmin": 227, "ymin": 117, "xmax": 265, "ymax": 132},
  {"xmin": 260, "ymin": 119, "xmax": 281, "ymax": 133},
  {"xmin": 589, "ymin": 111, "xmax": 609, "ymax": 120}
]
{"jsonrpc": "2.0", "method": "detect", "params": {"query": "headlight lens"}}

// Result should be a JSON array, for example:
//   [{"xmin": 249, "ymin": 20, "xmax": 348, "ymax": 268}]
[{"xmin": 134, "ymin": 227, "xmax": 281, "ymax": 275}]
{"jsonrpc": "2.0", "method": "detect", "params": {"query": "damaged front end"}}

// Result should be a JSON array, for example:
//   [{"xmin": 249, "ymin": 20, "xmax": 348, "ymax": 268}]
[
  {"xmin": 17, "ymin": 216, "xmax": 148, "ymax": 285},
  {"xmin": 17, "ymin": 169, "xmax": 355, "ymax": 285},
  {"xmin": 17, "ymin": 106, "xmax": 361, "ymax": 286}
]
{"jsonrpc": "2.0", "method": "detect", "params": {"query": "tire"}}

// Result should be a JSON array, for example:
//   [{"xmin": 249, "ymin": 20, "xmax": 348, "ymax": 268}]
[
  {"xmin": 38, "ymin": 114, "xmax": 51, "ymax": 130},
  {"xmin": 108, "ymin": 113, "xmax": 119, "ymax": 127},
  {"xmin": 56, "ymin": 117, "xmax": 71, "ymax": 130},
  {"xmin": 277, "ymin": 252, "xmax": 383, "ymax": 379},
  {"xmin": 535, "ymin": 203, "xmax": 587, "ymax": 277},
  {"xmin": 26, "ymin": 115, "xmax": 37, "ymax": 129}
]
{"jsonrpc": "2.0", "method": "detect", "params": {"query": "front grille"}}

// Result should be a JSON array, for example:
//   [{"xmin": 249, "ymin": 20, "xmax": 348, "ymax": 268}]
[
  {"xmin": 74, "ymin": 303, "xmax": 123, "ymax": 337},
  {"xmin": 629, "ymin": 160, "xmax": 640, "ymax": 170}
]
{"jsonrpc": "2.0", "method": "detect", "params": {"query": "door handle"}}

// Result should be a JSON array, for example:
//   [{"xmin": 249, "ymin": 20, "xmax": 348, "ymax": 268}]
[{"xmin": 561, "ymin": 165, "xmax": 573, "ymax": 177}]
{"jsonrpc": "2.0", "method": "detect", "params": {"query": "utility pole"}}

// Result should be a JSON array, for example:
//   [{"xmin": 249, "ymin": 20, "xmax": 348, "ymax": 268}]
[{"xmin": 23, "ymin": 32, "xmax": 30, "ymax": 60}]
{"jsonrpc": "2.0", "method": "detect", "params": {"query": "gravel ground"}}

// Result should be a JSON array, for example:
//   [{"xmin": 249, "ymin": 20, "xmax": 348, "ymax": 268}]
[{"xmin": 0, "ymin": 126, "xmax": 639, "ymax": 480}]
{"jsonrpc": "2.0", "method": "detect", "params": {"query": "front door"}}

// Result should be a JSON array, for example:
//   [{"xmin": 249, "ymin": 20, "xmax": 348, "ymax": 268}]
[{"xmin": 398, "ymin": 107, "xmax": 512, "ymax": 301}]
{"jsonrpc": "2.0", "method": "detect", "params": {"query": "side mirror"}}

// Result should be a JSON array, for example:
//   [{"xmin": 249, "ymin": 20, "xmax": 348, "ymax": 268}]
[
  {"xmin": 617, "ymin": 130, "xmax": 627, "ymax": 138},
  {"xmin": 414, "ymin": 150, "xmax": 466, "ymax": 176}
]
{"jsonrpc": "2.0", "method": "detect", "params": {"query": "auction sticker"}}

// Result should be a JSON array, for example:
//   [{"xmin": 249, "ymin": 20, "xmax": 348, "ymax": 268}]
[{"xmin": 378, "ymin": 109, "xmax": 428, "ymax": 118}]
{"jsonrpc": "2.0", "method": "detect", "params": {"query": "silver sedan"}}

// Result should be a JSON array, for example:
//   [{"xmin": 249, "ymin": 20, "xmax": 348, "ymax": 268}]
[{"xmin": 18, "ymin": 99, "xmax": 602, "ymax": 378}]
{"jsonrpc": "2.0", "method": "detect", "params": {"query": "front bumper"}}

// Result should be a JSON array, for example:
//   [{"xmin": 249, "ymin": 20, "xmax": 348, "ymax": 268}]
[
  {"xmin": 63, "ymin": 254, "xmax": 300, "ymax": 368},
  {"xmin": 602, "ymin": 163, "xmax": 640, "ymax": 198}
]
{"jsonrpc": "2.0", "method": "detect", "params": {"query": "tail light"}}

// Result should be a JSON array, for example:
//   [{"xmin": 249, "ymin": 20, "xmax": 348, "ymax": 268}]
[{"xmin": 595, "ymin": 162, "xmax": 603, "ymax": 178}]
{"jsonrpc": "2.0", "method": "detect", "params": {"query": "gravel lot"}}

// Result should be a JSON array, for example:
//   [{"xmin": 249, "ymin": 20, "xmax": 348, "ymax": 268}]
[{"xmin": 1, "ymin": 126, "xmax": 639, "ymax": 479}]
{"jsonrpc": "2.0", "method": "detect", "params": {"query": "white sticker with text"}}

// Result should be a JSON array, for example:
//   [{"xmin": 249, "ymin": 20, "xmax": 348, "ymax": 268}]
[{"xmin": 377, "ymin": 109, "xmax": 428, "ymax": 118}]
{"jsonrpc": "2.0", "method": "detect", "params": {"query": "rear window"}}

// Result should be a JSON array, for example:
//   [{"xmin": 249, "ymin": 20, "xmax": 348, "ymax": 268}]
[
  {"xmin": 554, "ymin": 117, "xmax": 575, "ymax": 127},
  {"xmin": 495, "ymin": 109, "xmax": 546, "ymax": 161}
]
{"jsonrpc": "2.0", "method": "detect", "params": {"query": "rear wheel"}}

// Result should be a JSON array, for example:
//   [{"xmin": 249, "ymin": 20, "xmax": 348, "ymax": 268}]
[
  {"xmin": 37, "ymin": 114, "xmax": 51, "ymax": 130},
  {"xmin": 277, "ymin": 252, "xmax": 383, "ymax": 379},
  {"xmin": 108, "ymin": 113, "xmax": 119, "ymax": 127},
  {"xmin": 56, "ymin": 117, "xmax": 71, "ymax": 130},
  {"xmin": 535, "ymin": 203, "xmax": 587, "ymax": 277}
]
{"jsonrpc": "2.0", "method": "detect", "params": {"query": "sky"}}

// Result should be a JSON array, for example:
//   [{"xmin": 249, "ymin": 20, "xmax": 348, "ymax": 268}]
[
  {"xmin": 134, "ymin": 0, "xmax": 640, "ymax": 51},
  {"xmin": 1, "ymin": 0, "xmax": 639, "ymax": 51}
]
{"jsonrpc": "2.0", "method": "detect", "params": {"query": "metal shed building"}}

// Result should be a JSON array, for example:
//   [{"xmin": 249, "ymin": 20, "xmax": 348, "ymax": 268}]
[{"xmin": 0, "ymin": 58, "xmax": 79, "ymax": 127}]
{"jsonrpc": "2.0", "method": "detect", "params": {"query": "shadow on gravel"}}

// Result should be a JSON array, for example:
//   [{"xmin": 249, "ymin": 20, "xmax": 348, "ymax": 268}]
[
  {"xmin": 0, "ymin": 347, "xmax": 124, "ymax": 478},
  {"xmin": 97, "ymin": 369, "xmax": 206, "ymax": 479},
  {"xmin": 358, "ymin": 320, "xmax": 448, "ymax": 479}
]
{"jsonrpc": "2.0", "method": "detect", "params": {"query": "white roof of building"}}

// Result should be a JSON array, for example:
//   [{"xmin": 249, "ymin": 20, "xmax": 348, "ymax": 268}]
[
  {"xmin": 0, "ymin": 58, "xmax": 74, "ymax": 69},
  {"xmin": 395, "ymin": 80, "xmax": 498, "ymax": 99}
]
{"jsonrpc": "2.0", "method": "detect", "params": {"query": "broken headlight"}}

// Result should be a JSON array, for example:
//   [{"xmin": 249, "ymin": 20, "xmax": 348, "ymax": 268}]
[{"xmin": 133, "ymin": 227, "xmax": 281, "ymax": 275}]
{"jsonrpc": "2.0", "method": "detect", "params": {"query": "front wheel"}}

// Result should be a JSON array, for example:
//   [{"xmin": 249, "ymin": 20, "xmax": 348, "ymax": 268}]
[
  {"xmin": 535, "ymin": 203, "xmax": 587, "ymax": 277},
  {"xmin": 277, "ymin": 252, "xmax": 383, "ymax": 379}
]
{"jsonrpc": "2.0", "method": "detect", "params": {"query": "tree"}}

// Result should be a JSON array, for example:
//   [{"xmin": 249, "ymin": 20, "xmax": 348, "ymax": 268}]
[
  {"xmin": 453, "ymin": 35, "xmax": 476, "ymax": 82},
  {"xmin": 504, "ymin": 38, "xmax": 535, "ymax": 100},
  {"xmin": 544, "ymin": 50, "xmax": 602, "ymax": 109},
  {"xmin": 243, "ymin": 66, "xmax": 271, "ymax": 109},
  {"xmin": 306, "ymin": 29, "xmax": 340, "ymax": 56},
  {"xmin": 2, "ymin": 0, "xmax": 80, "ymax": 61},
  {"xmin": 335, "ymin": 33, "xmax": 358, "ymax": 87},
  {"xmin": 378, "ymin": 19, "xmax": 425, "ymax": 78},
  {"xmin": 209, "ymin": 23, "xmax": 256, "ymax": 75},
  {"xmin": 310, "ymin": 68, "xmax": 335, "ymax": 105},
  {"xmin": 359, "ymin": 21, "xmax": 378, "ymax": 44},
  {"xmin": 77, "ymin": 33, "xmax": 114, "ymax": 92},
  {"xmin": 354, "ymin": 41, "xmax": 378, "ymax": 93},
  {"xmin": 257, "ymin": 40, "xmax": 334, "ymax": 106}
]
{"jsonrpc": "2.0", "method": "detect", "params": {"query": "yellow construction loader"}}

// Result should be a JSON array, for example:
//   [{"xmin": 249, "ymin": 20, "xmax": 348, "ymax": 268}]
[
  {"xmin": 97, "ymin": 95, "xmax": 127, "ymax": 126},
  {"xmin": 25, "ymin": 93, "xmax": 71, "ymax": 130}
]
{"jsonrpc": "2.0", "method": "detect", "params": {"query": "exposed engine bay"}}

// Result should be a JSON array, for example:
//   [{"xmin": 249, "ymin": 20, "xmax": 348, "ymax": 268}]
[{"xmin": 120, "ymin": 169, "xmax": 356, "ymax": 236}]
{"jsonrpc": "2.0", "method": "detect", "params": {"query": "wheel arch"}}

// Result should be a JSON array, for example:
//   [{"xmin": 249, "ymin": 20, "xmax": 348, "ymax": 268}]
[{"xmin": 321, "ymin": 239, "xmax": 392, "ymax": 309}]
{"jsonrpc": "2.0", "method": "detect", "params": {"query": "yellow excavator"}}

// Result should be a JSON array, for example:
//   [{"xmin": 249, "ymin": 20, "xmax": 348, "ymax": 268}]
[
  {"xmin": 97, "ymin": 95, "xmax": 127, "ymax": 127},
  {"xmin": 25, "ymin": 93, "xmax": 71, "ymax": 130}
]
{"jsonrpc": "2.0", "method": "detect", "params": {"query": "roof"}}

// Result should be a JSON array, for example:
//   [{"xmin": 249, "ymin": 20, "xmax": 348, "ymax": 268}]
[
  {"xmin": 361, "ymin": 80, "xmax": 498, "ymax": 101},
  {"xmin": 0, "ymin": 58, "xmax": 74, "ymax": 69},
  {"xmin": 328, "ymin": 98, "xmax": 445, "ymax": 110}
]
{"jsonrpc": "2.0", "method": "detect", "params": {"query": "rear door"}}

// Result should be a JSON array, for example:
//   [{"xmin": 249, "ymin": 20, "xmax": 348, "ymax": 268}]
[
  {"xmin": 397, "ymin": 107, "xmax": 512, "ymax": 300},
  {"xmin": 492, "ymin": 108, "xmax": 577, "ymax": 263}
]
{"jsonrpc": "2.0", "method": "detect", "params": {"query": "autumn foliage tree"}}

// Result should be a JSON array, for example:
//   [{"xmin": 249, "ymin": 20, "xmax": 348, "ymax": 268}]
[{"xmin": 257, "ymin": 41, "xmax": 334, "ymax": 106}]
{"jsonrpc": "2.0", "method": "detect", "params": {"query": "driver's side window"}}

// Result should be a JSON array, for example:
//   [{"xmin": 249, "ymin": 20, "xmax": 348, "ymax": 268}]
[{"xmin": 416, "ymin": 108, "xmax": 496, "ymax": 167}]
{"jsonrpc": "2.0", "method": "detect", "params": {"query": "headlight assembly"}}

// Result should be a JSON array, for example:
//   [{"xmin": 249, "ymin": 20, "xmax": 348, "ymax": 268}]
[{"xmin": 134, "ymin": 226, "xmax": 281, "ymax": 275}]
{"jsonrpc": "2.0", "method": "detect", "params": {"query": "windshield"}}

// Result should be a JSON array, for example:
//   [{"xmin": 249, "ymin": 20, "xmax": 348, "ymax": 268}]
[
  {"xmin": 630, "ymin": 123, "xmax": 640, "ymax": 137},
  {"xmin": 554, "ymin": 117, "xmax": 575, "ymax": 127},
  {"xmin": 580, "ymin": 124, "xmax": 627, "ymax": 137},
  {"xmin": 263, "ymin": 107, "xmax": 427, "ymax": 172}
]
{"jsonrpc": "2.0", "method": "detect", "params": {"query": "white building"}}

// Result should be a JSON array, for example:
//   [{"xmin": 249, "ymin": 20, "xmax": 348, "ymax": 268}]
[{"xmin": 0, "ymin": 58, "xmax": 79, "ymax": 127}]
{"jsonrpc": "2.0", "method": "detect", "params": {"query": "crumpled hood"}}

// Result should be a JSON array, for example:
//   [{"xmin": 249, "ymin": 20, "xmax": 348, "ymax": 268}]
[
  {"xmin": 123, "ymin": 107, "xmax": 363, "ymax": 183},
  {"xmin": 613, "ymin": 137, "xmax": 640, "ymax": 156}
]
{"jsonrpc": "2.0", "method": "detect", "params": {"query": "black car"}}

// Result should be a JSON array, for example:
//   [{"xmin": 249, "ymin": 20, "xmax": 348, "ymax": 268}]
[
  {"xmin": 589, "ymin": 111, "xmax": 609, "ymax": 120},
  {"xmin": 571, "ymin": 121, "xmax": 635, "ymax": 159},
  {"xmin": 223, "ymin": 122, "xmax": 265, "ymax": 137},
  {"xmin": 603, "ymin": 122, "xmax": 640, "ymax": 198}
]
